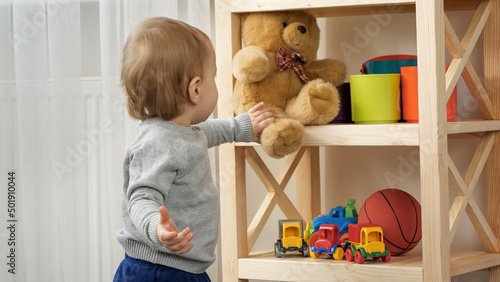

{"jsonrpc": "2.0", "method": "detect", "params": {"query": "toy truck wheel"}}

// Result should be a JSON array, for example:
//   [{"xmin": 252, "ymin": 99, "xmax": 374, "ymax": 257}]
[
  {"xmin": 345, "ymin": 248, "xmax": 354, "ymax": 261},
  {"xmin": 302, "ymin": 244, "xmax": 309, "ymax": 257},
  {"xmin": 310, "ymin": 250, "xmax": 321, "ymax": 259},
  {"xmin": 333, "ymin": 247, "xmax": 344, "ymax": 260},
  {"xmin": 354, "ymin": 250, "xmax": 365, "ymax": 264},
  {"xmin": 274, "ymin": 243, "xmax": 282, "ymax": 258},
  {"xmin": 381, "ymin": 252, "xmax": 391, "ymax": 262}
]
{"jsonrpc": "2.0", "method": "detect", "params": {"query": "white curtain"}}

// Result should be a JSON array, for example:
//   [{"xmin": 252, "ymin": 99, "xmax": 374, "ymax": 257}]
[{"xmin": 0, "ymin": 0, "xmax": 214, "ymax": 281}]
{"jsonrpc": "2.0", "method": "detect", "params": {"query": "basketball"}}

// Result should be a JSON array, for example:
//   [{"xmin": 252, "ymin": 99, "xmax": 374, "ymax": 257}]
[{"xmin": 358, "ymin": 188, "xmax": 421, "ymax": 255}]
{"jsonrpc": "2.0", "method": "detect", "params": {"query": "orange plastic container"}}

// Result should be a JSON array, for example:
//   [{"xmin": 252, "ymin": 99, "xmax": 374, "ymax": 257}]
[{"xmin": 401, "ymin": 66, "xmax": 457, "ymax": 123}]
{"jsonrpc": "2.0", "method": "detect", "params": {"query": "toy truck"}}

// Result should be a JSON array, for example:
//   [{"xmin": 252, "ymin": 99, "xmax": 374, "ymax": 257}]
[
  {"xmin": 306, "ymin": 202, "xmax": 358, "ymax": 247},
  {"xmin": 345, "ymin": 223, "xmax": 391, "ymax": 264},
  {"xmin": 274, "ymin": 219, "xmax": 309, "ymax": 258},
  {"xmin": 310, "ymin": 224, "xmax": 350, "ymax": 260}
]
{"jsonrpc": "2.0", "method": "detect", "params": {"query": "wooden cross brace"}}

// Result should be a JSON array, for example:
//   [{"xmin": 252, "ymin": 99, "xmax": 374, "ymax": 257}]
[
  {"xmin": 244, "ymin": 146, "xmax": 307, "ymax": 253},
  {"xmin": 444, "ymin": 0, "xmax": 494, "ymax": 119},
  {"xmin": 448, "ymin": 132, "xmax": 498, "ymax": 252}
]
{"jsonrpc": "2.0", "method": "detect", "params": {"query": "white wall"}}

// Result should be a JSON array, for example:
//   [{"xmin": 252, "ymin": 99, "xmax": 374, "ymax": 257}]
[{"xmin": 244, "ymin": 8, "xmax": 490, "ymax": 282}]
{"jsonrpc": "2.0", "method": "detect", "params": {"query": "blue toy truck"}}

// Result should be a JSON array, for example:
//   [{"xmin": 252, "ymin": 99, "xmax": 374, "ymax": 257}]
[{"xmin": 305, "ymin": 199, "xmax": 358, "ymax": 247}]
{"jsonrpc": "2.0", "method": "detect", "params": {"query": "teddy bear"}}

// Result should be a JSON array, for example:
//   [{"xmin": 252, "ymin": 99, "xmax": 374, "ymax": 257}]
[{"xmin": 232, "ymin": 10, "xmax": 347, "ymax": 158}]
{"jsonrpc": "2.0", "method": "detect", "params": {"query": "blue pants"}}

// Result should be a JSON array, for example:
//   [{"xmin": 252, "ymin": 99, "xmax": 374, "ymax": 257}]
[{"xmin": 113, "ymin": 254, "xmax": 211, "ymax": 282}]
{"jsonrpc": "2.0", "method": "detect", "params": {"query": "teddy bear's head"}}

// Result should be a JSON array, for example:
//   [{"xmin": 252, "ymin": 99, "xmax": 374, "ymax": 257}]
[{"xmin": 241, "ymin": 11, "xmax": 320, "ymax": 61}]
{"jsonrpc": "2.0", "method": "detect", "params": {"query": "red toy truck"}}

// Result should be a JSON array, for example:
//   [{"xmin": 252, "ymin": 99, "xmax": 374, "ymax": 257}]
[{"xmin": 310, "ymin": 224, "xmax": 350, "ymax": 260}]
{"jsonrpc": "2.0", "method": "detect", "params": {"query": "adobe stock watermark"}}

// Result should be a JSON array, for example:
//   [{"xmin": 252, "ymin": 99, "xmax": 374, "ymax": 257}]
[
  {"xmin": 384, "ymin": 138, "xmax": 445, "ymax": 187},
  {"xmin": 456, "ymin": 92, "xmax": 479, "ymax": 120},
  {"xmin": 384, "ymin": 83, "xmax": 482, "ymax": 187},
  {"xmin": 340, "ymin": 4, "xmax": 404, "ymax": 63},
  {"xmin": 51, "ymin": 98, "xmax": 125, "ymax": 182},
  {"xmin": 384, "ymin": 149, "xmax": 420, "ymax": 187},
  {"xmin": 9, "ymin": 0, "xmax": 69, "ymax": 48},
  {"xmin": 50, "ymin": 69, "xmax": 171, "ymax": 182},
  {"xmin": 217, "ymin": 148, "xmax": 246, "ymax": 189},
  {"xmin": 51, "ymin": 118, "xmax": 115, "ymax": 182}
]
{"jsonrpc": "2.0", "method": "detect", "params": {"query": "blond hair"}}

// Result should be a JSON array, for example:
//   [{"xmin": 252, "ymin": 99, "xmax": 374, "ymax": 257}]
[{"xmin": 121, "ymin": 17, "xmax": 211, "ymax": 120}]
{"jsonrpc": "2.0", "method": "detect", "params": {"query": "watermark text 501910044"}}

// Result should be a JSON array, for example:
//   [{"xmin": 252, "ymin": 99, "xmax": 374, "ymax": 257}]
[{"xmin": 6, "ymin": 171, "xmax": 17, "ymax": 274}]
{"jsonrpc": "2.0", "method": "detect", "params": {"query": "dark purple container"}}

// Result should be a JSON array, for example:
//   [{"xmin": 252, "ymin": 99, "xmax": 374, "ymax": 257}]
[{"xmin": 329, "ymin": 82, "xmax": 352, "ymax": 123}]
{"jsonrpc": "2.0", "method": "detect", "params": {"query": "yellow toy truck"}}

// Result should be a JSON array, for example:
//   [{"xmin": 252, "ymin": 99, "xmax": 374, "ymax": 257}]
[
  {"xmin": 274, "ymin": 219, "xmax": 309, "ymax": 258},
  {"xmin": 345, "ymin": 223, "xmax": 391, "ymax": 264}
]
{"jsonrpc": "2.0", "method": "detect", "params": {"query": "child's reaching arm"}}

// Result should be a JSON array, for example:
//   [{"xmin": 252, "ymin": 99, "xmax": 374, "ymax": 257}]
[
  {"xmin": 154, "ymin": 103, "xmax": 274, "ymax": 255},
  {"xmin": 197, "ymin": 102, "xmax": 275, "ymax": 147}
]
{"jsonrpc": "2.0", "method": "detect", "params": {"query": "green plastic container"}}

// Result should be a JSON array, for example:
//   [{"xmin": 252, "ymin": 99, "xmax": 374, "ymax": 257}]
[{"xmin": 350, "ymin": 74, "xmax": 401, "ymax": 124}]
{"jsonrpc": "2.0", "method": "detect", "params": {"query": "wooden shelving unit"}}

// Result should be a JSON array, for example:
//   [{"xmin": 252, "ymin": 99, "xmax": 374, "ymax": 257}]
[{"xmin": 215, "ymin": 0, "xmax": 500, "ymax": 281}]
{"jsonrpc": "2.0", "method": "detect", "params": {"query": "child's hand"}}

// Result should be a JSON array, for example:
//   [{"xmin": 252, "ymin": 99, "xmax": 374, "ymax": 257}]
[
  {"xmin": 247, "ymin": 102, "xmax": 276, "ymax": 143},
  {"xmin": 156, "ymin": 206, "xmax": 194, "ymax": 255}
]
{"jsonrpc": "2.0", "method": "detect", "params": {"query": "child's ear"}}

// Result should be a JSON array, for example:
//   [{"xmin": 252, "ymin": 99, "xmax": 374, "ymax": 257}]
[{"xmin": 187, "ymin": 76, "xmax": 202, "ymax": 104}]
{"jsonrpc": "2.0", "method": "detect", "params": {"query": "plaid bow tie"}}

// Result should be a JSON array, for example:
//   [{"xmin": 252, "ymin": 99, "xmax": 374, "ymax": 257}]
[{"xmin": 276, "ymin": 47, "xmax": 310, "ymax": 84}]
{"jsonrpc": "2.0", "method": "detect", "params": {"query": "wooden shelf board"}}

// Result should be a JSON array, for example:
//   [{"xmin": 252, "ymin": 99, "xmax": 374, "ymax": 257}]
[
  {"xmin": 231, "ymin": 0, "xmax": 415, "ymax": 13},
  {"xmin": 447, "ymin": 120, "xmax": 500, "ymax": 134},
  {"xmin": 230, "ymin": 0, "xmax": 480, "ymax": 17},
  {"xmin": 302, "ymin": 123, "xmax": 419, "ymax": 146},
  {"xmin": 238, "ymin": 249, "xmax": 500, "ymax": 281},
  {"xmin": 451, "ymin": 250, "xmax": 500, "ymax": 276},
  {"xmin": 235, "ymin": 121, "xmax": 500, "ymax": 147}
]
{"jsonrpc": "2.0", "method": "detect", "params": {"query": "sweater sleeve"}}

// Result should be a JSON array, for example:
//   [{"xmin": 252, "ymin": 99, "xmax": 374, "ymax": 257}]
[
  {"xmin": 125, "ymin": 140, "xmax": 182, "ymax": 246},
  {"xmin": 196, "ymin": 113, "xmax": 253, "ymax": 148}
]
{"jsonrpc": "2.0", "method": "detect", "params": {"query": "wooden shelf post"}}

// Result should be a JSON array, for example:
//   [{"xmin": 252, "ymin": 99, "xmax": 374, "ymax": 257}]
[
  {"xmin": 416, "ymin": 0, "xmax": 451, "ymax": 280},
  {"xmin": 215, "ymin": 1, "xmax": 248, "ymax": 281},
  {"xmin": 296, "ymin": 147, "xmax": 321, "ymax": 223},
  {"xmin": 485, "ymin": 0, "xmax": 500, "ymax": 281}
]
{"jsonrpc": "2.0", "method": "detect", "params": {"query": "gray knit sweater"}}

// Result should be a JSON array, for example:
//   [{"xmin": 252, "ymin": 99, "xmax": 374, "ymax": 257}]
[{"xmin": 116, "ymin": 114, "xmax": 252, "ymax": 274}]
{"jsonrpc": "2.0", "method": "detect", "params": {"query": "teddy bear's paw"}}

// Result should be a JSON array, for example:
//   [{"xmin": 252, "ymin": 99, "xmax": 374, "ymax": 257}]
[
  {"xmin": 328, "ymin": 59, "xmax": 348, "ymax": 86},
  {"xmin": 305, "ymin": 80, "xmax": 341, "ymax": 124},
  {"xmin": 285, "ymin": 79, "xmax": 340, "ymax": 125},
  {"xmin": 232, "ymin": 46, "xmax": 271, "ymax": 83},
  {"xmin": 260, "ymin": 119, "xmax": 303, "ymax": 159}
]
